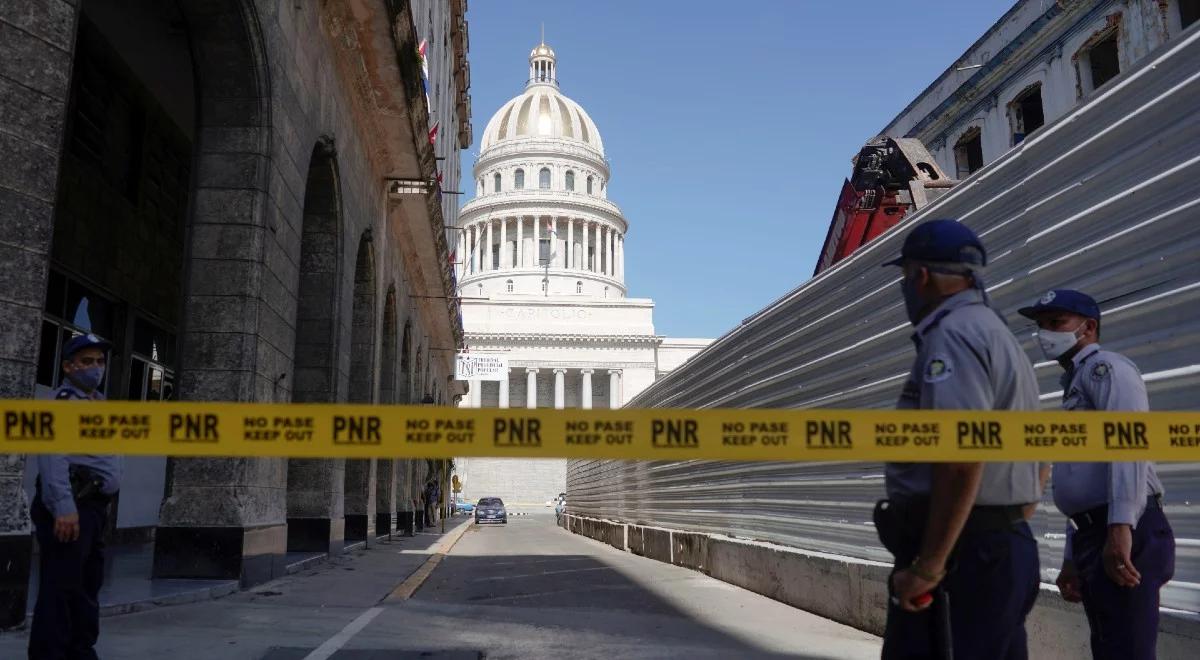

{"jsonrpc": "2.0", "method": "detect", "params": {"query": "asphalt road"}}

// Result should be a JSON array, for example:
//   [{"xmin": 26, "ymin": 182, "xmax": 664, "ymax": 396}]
[{"xmin": 0, "ymin": 512, "xmax": 880, "ymax": 659}]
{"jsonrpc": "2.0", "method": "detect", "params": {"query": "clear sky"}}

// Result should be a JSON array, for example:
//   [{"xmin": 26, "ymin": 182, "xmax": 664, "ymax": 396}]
[{"xmin": 460, "ymin": 0, "xmax": 1014, "ymax": 339}]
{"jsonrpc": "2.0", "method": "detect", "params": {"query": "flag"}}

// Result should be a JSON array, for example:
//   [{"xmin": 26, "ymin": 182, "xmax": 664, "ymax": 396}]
[
  {"xmin": 417, "ymin": 39, "xmax": 431, "ymax": 112},
  {"xmin": 544, "ymin": 219, "xmax": 555, "ymax": 235},
  {"xmin": 428, "ymin": 121, "xmax": 440, "ymax": 145}
]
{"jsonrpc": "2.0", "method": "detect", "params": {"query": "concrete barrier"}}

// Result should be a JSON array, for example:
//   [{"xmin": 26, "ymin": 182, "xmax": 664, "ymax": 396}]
[{"xmin": 563, "ymin": 515, "xmax": 1200, "ymax": 659}]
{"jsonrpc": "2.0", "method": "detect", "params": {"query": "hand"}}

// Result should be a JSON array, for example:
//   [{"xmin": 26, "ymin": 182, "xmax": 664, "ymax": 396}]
[
  {"xmin": 1056, "ymin": 560, "xmax": 1083, "ymax": 602},
  {"xmin": 1102, "ymin": 524, "xmax": 1141, "ymax": 588},
  {"xmin": 891, "ymin": 560, "xmax": 943, "ymax": 612},
  {"xmin": 54, "ymin": 513, "xmax": 80, "ymax": 543}
]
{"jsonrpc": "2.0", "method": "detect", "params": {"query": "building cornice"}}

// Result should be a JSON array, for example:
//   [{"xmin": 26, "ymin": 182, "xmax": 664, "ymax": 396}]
[
  {"xmin": 460, "ymin": 193, "xmax": 626, "ymax": 231},
  {"xmin": 465, "ymin": 332, "xmax": 663, "ymax": 345}
]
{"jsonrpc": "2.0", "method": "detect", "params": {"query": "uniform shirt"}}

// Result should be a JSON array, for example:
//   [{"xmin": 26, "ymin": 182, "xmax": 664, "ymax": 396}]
[
  {"xmin": 1052, "ymin": 344, "xmax": 1164, "ymax": 559},
  {"xmin": 36, "ymin": 381, "xmax": 122, "ymax": 517},
  {"xmin": 887, "ymin": 288, "xmax": 1042, "ymax": 505}
]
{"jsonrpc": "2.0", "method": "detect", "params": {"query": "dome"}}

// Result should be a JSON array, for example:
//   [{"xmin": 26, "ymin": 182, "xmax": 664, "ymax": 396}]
[
  {"xmin": 479, "ymin": 41, "xmax": 604, "ymax": 153},
  {"xmin": 480, "ymin": 88, "xmax": 604, "ymax": 152}
]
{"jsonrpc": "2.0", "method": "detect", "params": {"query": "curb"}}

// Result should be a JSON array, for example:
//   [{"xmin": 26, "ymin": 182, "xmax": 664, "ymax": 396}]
[{"xmin": 382, "ymin": 519, "xmax": 472, "ymax": 603}]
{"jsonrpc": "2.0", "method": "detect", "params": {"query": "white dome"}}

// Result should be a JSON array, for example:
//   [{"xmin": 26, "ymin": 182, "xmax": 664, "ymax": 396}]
[{"xmin": 480, "ymin": 87, "xmax": 604, "ymax": 153}]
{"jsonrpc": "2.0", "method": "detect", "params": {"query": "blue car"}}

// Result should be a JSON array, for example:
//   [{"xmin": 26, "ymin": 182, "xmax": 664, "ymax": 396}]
[
  {"xmin": 455, "ymin": 498, "xmax": 475, "ymax": 514},
  {"xmin": 474, "ymin": 497, "xmax": 507, "ymax": 525}
]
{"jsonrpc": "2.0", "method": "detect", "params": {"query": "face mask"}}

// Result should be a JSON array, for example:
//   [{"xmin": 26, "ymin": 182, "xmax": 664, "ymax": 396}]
[
  {"xmin": 72, "ymin": 366, "xmax": 106, "ymax": 391},
  {"xmin": 1036, "ymin": 323, "xmax": 1084, "ymax": 360},
  {"xmin": 900, "ymin": 275, "xmax": 924, "ymax": 325}
]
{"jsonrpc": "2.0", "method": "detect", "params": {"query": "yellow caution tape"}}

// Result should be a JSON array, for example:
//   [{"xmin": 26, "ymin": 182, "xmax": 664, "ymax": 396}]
[{"xmin": 2, "ymin": 400, "xmax": 1199, "ymax": 461}]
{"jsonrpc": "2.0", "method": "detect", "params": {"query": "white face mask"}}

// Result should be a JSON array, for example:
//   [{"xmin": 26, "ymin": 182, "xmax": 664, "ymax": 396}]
[{"xmin": 1035, "ymin": 322, "xmax": 1085, "ymax": 360}]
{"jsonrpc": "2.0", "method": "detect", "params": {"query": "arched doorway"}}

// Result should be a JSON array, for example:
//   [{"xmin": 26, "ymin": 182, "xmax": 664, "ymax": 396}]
[
  {"xmin": 375, "ymin": 286, "xmax": 399, "ymax": 535},
  {"xmin": 285, "ymin": 141, "xmax": 346, "ymax": 555},
  {"xmin": 344, "ymin": 232, "xmax": 378, "ymax": 544}
]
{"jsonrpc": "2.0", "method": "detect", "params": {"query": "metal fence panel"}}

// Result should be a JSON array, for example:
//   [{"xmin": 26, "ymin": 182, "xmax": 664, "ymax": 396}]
[{"xmin": 568, "ymin": 27, "xmax": 1200, "ymax": 612}]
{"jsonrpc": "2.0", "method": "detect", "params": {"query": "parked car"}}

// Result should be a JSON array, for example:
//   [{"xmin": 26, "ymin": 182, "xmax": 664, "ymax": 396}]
[
  {"xmin": 474, "ymin": 497, "xmax": 507, "ymax": 525},
  {"xmin": 455, "ymin": 496, "xmax": 475, "ymax": 514}
]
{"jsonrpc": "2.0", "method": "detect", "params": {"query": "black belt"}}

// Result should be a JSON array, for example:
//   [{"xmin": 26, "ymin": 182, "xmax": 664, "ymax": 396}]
[
  {"xmin": 963, "ymin": 504, "xmax": 1027, "ymax": 533},
  {"xmin": 1069, "ymin": 494, "xmax": 1162, "ymax": 533}
]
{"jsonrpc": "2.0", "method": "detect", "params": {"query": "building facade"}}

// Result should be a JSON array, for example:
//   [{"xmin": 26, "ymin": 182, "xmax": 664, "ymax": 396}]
[
  {"xmin": 0, "ymin": 0, "xmax": 471, "ymax": 627},
  {"xmin": 883, "ymin": 0, "xmax": 1198, "ymax": 179},
  {"xmin": 453, "ymin": 42, "xmax": 709, "ymax": 505}
]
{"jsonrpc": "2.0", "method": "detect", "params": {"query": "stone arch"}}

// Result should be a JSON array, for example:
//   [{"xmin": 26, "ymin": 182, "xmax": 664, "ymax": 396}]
[
  {"xmin": 344, "ymin": 230, "xmax": 379, "ymax": 543},
  {"xmin": 284, "ymin": 141, "xmax": 347, "ymax": 555},
  {"xmin": 375, "ymin": 285, "xmax": 399, "ymax": 535}
]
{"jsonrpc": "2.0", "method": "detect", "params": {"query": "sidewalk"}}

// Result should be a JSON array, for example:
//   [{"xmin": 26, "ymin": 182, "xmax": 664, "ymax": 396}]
[{"xmin": 18, "ymin": 516, "xmax": 471, "ymax": 621}]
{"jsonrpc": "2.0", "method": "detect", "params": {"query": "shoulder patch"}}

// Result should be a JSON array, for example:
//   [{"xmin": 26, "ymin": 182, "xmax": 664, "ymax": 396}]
[
  {"xmin": 924, "ymin": 355, "xmax": 954, "ymax": 383},
  {"xmin": 1091, "ymin": 362, "xmax": 1111, "ymax": 381}
]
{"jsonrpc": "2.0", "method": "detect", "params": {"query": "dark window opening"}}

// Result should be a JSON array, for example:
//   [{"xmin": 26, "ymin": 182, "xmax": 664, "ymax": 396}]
[
  {"xmin": 1181, "ymin": 0, "xmax": 1200, "ymax": 30},
  {"xmin": 493, "ymin": 173, "xmax": 501, "ymax": 192},
  {"xmin": 953, "ymin": 128, "xmax": 984, "ymax": 178},
  {"xmin": 1086, "ymin": 32, "xmax": 1120, "ymax": 92},
  {"xmin": 539, "ymin": 238, "xmax": 551, "ymax": 265},
  {"xmin": 1010, "ymin": 85, "xmax": 1045, "ymax": 145},
  {"xmin": 514, "ymin": 169, "xmax": 525, "ymax": 189}
]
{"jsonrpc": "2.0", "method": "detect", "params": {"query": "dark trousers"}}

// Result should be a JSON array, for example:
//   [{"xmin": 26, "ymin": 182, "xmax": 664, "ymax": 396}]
[
  {"xmin": 880, "ymin": 519, "xmax": 1040, "ymax": 660},
  {"xmin": 29, "ymin": 495, "xmax": 108, "ymax": 660},
  {"xmin": 1072, "ymin": 507, "xmax": 1175, "ymax": 660}
]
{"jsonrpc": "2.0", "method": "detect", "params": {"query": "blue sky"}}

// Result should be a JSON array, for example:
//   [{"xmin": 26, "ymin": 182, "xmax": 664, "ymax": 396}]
[{"xmin": 461, "ymin": 0, "xmax": 1014, "ymax": 338}]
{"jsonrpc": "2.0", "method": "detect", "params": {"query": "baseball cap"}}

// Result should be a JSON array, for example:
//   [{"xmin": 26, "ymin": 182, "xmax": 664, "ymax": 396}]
[
  {"xmin": 1017, "ymin": 289, "xmax": 1101, "ymax": 321},
  {"xmin": 63, "ymin": 333, "xmax": 112, "ymax": 359},
  {"xmin": 882, "ymin": 219, "xmax": 987, "ymax": 268}
]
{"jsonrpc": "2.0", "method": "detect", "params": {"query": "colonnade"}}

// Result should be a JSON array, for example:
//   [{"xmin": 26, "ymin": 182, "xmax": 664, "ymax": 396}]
[
  {"xmin": 467, "ymin": 367, "xmax": 622, "ymax": 410},
  {"xmin": 458, "ymin": 216, "xmax": 623, "ymax": 280}
]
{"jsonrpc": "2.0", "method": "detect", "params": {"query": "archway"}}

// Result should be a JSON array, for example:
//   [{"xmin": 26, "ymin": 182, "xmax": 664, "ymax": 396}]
[
  {"xmin": 344, "ymin": 232, "xmax": 378, "ymax": 543},
  {"xmin": 284, "ymin": 142, "xmax": 346, "ymax": 555},
  {"xmin": 375, "ymin": 286, "xmax": 399, "ymax": 535}
]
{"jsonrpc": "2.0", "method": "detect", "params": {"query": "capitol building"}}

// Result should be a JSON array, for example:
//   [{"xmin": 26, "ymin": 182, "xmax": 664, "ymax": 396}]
[{"xmin": 454, "ymin": 41, "xmax": 709, "ymax": 503}]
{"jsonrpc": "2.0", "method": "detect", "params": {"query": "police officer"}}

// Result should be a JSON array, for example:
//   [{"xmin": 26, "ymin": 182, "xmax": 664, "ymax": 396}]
[
  {"xmin": 1018, "ymin": 289, "xmax": 1174, "ymax": 659},
  {"xmin": 876, "ymin": 219, "xmax": 1043, "ymax": 659},
  {"xmin": 30, "ymin": 334, "xmax": 122, "ymax": 660}
]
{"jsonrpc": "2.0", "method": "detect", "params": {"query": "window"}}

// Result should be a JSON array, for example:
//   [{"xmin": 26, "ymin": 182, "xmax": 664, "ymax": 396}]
[
  {"xmin": 586, "ymin": 176, "xmax": 594, "ymax": 194},
  {"xmin": 1009, "ymin": 84, "xmax": 1045, "ymax": 145},
  {"xmin": 953, "ymin": 127, "xmax": 984, "ymax": 178},
  {"xmin": 603, "ymin": 286, "xmax": 609, "ymax": 298},
  {"xmin": 477, "ymin": 284, "xmax": 483, "ymax": 297},
  {"xmin": 539, "ymin": 167, "xmax": 551, "ymax": 189},
  {"xmin": 539, "ymin": 238, "xmax": 551, "ymax": 265},
  {"xmin": 565, "ymin": 171, "xmax": 575, "ymax": 191},
  {"xmin": 506, "ymin": 279, "xmax": 514, "ymax": 293},
  {"xmin": 576, "ymin": 281, "xmax": 583, "ymax": 294},
  {"xmin": 514, "ymin": 169, "xmax": 525, "ymax": 189},
  {"xmin": 1181, "ymin": 0, "xmax": 1200, "ymax": 30},
  {"xmin": 493, "ymin": 173, "xmax": 501, "ymax": 192},
  {"xmin": 491, "ymin": 244, "xmax": 500, "ymax": 270},
  {"xmin": 1078, "ymin": 30, "xmax": 1120, "ymax": 95},
  {"xmin": 541, "ymin": 279, "xmax": 548, "ymax": 293}
]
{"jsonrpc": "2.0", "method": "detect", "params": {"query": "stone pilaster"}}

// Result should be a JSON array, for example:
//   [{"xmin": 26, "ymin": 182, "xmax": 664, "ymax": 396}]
[{"xmin": 344, "ymin": 459, "xmax": 378, "ymax": 544}]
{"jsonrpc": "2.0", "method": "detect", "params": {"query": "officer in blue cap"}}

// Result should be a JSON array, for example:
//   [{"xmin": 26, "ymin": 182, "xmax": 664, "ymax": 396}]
[
  {"xmin": 1019, "ymin": 289, "xmax": 1174, "ymax": 659},
  {"xmin": 29, "ymin": 333, "xmax": 122, "ymax": 660},
  {"xmin": 876, "ymin": 219, "xmax": 1043, "ymax": 659}
]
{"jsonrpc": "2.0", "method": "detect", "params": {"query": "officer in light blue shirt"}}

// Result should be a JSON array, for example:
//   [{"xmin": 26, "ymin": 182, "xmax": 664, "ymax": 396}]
[
  {"xmin": 30, "ymin": 333, "xmax": 122, "ymax": 660},
  {"xmin": 877, "ymin": 219, "xmax": 1043, "ymax": 660},
  {"xmin": 1019, "ymin": 289, "xmax": 1174, "ymax": 660}
]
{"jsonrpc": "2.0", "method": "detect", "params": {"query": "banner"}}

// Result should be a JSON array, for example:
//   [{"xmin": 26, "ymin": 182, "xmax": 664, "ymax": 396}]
[
  {"xmin": 3, "ymin": 400, "xmax": 1199, "ymax": 461},
  {"xmin": 454, "ymin": 354, "xmax": 509, "ymax": 381}
]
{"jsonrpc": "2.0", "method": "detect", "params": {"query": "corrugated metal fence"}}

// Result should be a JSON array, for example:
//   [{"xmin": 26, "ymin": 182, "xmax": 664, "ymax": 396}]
[{"xmin": 568, "ymin": 26, "xmax": 1200, "ymax": 612}]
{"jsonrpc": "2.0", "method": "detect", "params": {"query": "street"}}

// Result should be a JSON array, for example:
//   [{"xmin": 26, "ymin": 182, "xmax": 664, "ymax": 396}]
[{"xmin": 0, "ymin": 512, "xmax": 880, "ymax": 659}]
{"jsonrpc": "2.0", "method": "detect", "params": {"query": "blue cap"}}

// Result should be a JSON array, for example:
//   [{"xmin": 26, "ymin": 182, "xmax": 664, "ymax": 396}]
[
  {"xmin": 1018, "ymin": 289, "xmax": 1101, "ymax": 321},
  {"xmin": 882, "ymin": 219, "xmax": 987, "ymax": 268},
  {"xmin": 62, "ymin": 333, "xmax": 112, "ymax": 359}
]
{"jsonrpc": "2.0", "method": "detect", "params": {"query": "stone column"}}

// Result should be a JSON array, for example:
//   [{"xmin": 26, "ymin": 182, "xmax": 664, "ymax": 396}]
[
  {"xmin": 533, "ymin": 215, "xmax": 540, "ymax": 265},
  {"xmin": 498, "ymin": 371, "xmax": 510, "ymax": 409},
  {"xmin": 580, "ymin": 370, "xmax": 594, "ymax": 410},
  {"xmin": 500, "ymin": 217, "xmax": 508, "ymax": 268},
  {"xmin": 567, "ymin": 219, "xmax": 574, "ymax": 269},
  {"xmin": 609, "ymin": 229, "xmax": 616, "ymax": 277},
  {"xmin": 608, "ymin": 369, "xmax": 622, "ymax": 409},
  {"xmin": 485, "ymin": 218, "xmax": 494, "ymax": 270},
  {"xmin": 617, "ymin": 235, "xmax": 623, "ymax": 280},
  {"xmin": 516, "ymin": 217, "xmax": 524, "ymax": 267},
  {"xmin": 526, "ymin": 368, "xmax": 539, "ymax": 408},
  {"xmin": 470, "ymin": 224, "xmax": 479, "ymax": 273},
  {"xmin": 600, "ymin": 226, "xmax": 608, "ymax": 276},
  {"xmin": 375, "ymin": 459, "xmax": 396, "ymax": 536},
  {"xmin": 576, "ymin": 222, "xmax": 585, "ymax": 271},
  {"xmin": 554, "ymin": 369, "xmax": 566, "ymax": 409},
  {"xmin": 469, "ymin": 380, "xmax": 482, "ymax": 407}
]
